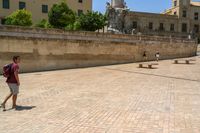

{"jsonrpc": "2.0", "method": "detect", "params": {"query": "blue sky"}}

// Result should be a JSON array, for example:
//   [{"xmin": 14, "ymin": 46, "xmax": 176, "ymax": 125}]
[{"xmin": 93, "ymin": 0, "xmax": 200, "ymax": 13}]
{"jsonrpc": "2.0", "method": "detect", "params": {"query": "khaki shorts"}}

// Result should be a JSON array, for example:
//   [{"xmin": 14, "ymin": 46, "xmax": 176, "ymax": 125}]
[{"xmin": 8, "ymin": 83, "xmax": 19, "ymax": 95}]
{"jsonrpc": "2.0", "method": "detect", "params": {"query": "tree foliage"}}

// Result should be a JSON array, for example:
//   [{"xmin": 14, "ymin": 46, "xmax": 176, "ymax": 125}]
[
  {"xmin": 5, "ymin": 9, "xmax": 32, "ymax": 26},
  {"xmin": 73, "ymin": 21, "xmax": 81, "ymax": 30},
  {"xmin": 48, "ymin": 1, "xmax": 75, "ymax": 29},
  {"xmin": 35, "ymin": 19, "xmax": 52, "ymax": 28},
  {"xmin": 77, "ymin": 11, "xmax": 107, "ymax": 31}
]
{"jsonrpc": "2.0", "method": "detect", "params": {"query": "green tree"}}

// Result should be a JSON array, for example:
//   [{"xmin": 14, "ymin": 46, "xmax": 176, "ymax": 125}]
[
  {"xmin": 35, "ymin": 19, "xmax": 47, "ymax": 28},
  {"xmin": 64, "ymin": 23, "xmax": 74, "ymax": 30},
  {"xmin": 5, "ymin": 9, "xmax": 32, "ymax": 26},
  {"xmin": 35, "ymin": 19, "xmax": 52, "ymax": 28},
  {"xmin": 48, "ymin": 1, "xmax": 75, "ymax": 29},
  {"xmin": 97, "ymin": 13, "xmax": 107, "ymax": 32},
  {"xmin": 73, "ymin": 21, "xmax": 81, "ymax": 30},
  {"xmin": 77, "ymin": 11, "xmax": 107, "ymax": 31}
]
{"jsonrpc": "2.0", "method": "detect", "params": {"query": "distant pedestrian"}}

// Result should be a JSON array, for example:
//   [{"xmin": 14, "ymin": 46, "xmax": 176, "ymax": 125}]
[
  {"xmin": 143, "ymin": 51, "xmax": 147, "ymax": 61},
  {"xmin": 155, "ymin": 52, "xmax": 160, "ymax": 62},
  {"xmin": 1, "ymin": 56, "xmax": 20, "ymax": 111}
]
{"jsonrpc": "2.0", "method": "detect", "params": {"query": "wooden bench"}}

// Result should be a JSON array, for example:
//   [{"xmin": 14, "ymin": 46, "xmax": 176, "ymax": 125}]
[
  {"xmin": 139, "ymin": 63, "xmax": 158, "ymax": 69},
  {"xmin": 174, "ymin": 59, "xmax": 196, "ymax": 64}
]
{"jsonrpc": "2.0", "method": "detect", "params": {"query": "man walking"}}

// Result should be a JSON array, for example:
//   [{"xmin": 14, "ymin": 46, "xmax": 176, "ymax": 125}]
[
  {"xmin": 1, "ymin": 56, "xmax": 20, "ymax": 111},
  {"xmin": 155, "ymin": 52, "xmax": 160, "ymax": 62},
  {"xmin": 143, "ymin": 51, "xmax": 147, "ymax": 61}
]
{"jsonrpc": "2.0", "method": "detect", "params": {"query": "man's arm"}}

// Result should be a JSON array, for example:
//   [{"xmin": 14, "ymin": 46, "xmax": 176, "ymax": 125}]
[{"xmin": 14, "ymin": 70, "xmax": 20, "ymax": 86}]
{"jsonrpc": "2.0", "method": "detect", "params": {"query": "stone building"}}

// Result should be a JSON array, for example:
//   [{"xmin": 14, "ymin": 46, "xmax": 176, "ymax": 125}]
[
  {"xmin": 0, "ymin": 0, "xmax": 92, "ymax": 24},
  {"xmin": 107, "ymin": 0, "xmax": 200, "ymax": 38}
]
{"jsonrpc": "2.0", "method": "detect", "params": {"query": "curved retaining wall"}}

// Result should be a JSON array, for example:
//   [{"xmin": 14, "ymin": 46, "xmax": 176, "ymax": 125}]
[{"xmin": 0, "ymin": 26, "xmax": 198, "ymax": 73}]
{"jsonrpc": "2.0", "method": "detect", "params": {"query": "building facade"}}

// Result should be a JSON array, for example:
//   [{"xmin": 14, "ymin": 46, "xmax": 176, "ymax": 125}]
[
  {"xmin": 107, "ymin": 0, "xmax": 200, "ymax": 38},
  {"xmin": 0, "ymin": 0, "xmax": 92, "ymax": 24}
]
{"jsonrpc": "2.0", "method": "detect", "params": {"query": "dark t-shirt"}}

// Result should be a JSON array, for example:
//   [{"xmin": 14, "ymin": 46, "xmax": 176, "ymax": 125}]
[{"xmin": 6, "ymin": 63, "xmax": 19, "ymax": 83}]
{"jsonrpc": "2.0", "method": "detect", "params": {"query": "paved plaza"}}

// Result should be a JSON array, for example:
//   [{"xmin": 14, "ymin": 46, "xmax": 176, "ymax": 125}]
[{"xmin": 0, "ymin": 56, "xmax": 200, "ymax": 133}]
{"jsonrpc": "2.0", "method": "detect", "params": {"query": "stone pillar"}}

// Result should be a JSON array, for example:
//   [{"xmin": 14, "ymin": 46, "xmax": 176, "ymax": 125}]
[{"xmin": 111, "ymin": 0, "xmax": 125, "ymax": 8}]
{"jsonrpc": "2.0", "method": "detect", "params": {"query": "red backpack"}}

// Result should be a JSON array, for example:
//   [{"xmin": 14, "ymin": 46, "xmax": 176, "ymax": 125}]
[{"xmin": 3, "ymin": 63, "xmax": 13, "ymax": 78}]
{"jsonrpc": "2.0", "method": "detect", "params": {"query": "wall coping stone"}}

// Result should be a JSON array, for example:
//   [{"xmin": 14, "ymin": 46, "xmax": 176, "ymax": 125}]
[{"xmin": 0, "ymin": 25, "xmax": 196, "ymax": 44}]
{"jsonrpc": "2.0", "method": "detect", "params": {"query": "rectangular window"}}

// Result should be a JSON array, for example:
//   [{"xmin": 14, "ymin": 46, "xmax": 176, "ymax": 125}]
[
  {"xmin": 170, "ymin": 24, "xmax": 175, "ymax": 31},
  {"xmin": 78, "ymin": 9, "xmax": 83, "ymax": 16},
  {"xmin": 133, "ymin": 21, "xmax": 137, "ymax": 29},
  {"xmin": 19, "ymin": 1, "xmax": 26, "ymax": 9},
  {"xmin": 3, "ymin": 0, "xmax": 9, "ymax": 9},
  {"xmin": 78, "ymin": 0, "xmax": 83, "ymax": 3},
  {"xmin": 182, "ymin": 10, "xmax": 187, "ymax": 18},
  {"xmin": 194, "ymin": 24, "xmax": 199, "ymax": 33},
  {"xmin": 174, "ymin": 1, "xmax": 177, "ymax": 6},
  {"xmin": 159, "ymin": 23, "xmax": 164, "ymax": 31},
  {"xmin": 149, "ymin": 22, "xmax": 153, "ymax": 30},
  {"xmin": 194, "ymin": 12, "xmax": 198, "ymax": 20},
  {"xmin": 182, "ymin": 23, "xmax": 187, "ymax": 32},
  {"xmin": 42, "ymin": 5, "xmax": 48, "ymax": 13}
]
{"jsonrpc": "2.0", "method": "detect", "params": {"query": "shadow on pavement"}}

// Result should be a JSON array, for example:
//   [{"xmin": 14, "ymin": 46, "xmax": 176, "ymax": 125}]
[
  {"xmin": 103, "ymin": 68, "xmax": 200, "ymax": 83},
  {"xmin": 173, "ymin": 63, "xmax": 196, "ymax": 65},
  {"xmin": 15, "ymin": 105, "xmax": 36, "ymax": 111},
  {"xmin": 137, "ymin": 67, "xmax": 158, "ymax": 69}
]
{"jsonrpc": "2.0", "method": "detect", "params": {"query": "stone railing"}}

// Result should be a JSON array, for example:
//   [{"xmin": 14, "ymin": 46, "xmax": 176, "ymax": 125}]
[{"xmin": 0, "ymin": 25, "xmax": 195, "ymax": 44}]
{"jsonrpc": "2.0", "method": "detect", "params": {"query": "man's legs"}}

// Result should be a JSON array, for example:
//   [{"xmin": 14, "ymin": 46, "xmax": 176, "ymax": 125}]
[
  {"xmin": 1, "ymin": 93, "xmax": 13, "ymax": 110},
  {"xmin": 12, "ymin": 94, "xmax": 18, "ymax": 109},
  {"xmin": 8, "ymin": 83, "xmax": 19, "ymax": 109}
]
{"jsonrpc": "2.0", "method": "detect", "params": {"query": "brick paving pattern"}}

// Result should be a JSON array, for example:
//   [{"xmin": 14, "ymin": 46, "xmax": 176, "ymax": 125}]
[{"xmin": 0, "ymin": 56, "xmax": 200, "ymax": 133}]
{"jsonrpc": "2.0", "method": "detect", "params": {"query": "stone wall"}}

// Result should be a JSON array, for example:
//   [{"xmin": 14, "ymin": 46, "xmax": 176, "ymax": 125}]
[
  {"xmin": 197, "ymin": 44, "xmax": 200, "ymax": 55},
  {"xmin": 0, "ymin": 26, "xmax": 198, "ymax": 74}
]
